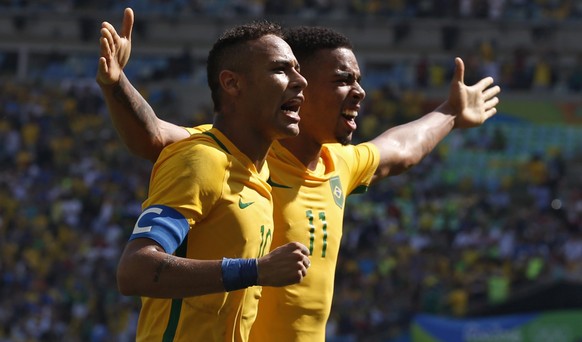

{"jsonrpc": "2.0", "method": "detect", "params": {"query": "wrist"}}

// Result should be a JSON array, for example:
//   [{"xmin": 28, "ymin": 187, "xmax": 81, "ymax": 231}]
[
  {"xmin": 96, "ymin": 77, "xmax": 119, "ymax": 88},
  {"xmin": 221, "ymin": 258, "xmax": 258, "ymax": 292},
  {"xmin": 96, "ymin": 71, "xmax": 125, "ymax": 88}
]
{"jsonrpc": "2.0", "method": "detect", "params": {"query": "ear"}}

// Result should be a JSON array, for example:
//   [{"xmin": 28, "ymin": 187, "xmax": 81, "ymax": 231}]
[{"xmin": 219, "ymin": 70, "xmax": 241, "ymax": 97}]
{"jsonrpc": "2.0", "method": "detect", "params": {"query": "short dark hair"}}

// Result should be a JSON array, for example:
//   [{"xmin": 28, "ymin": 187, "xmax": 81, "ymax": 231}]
[
  {"xmin": 283, "ymin": 26, "xmax": 353, "ymax": 64},
  {"xmin": 207, "ymin": 20, "xmax": 284, "ymax": 112}
]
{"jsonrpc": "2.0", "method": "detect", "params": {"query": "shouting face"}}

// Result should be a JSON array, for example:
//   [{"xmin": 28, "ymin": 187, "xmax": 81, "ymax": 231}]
[
  {"xmin": 298, "ymin": 47, "xmax": 365, "ymax": 146},
  {"xmin": 235, "ymin": 34, "xmax": 307, "ymax": 141}
]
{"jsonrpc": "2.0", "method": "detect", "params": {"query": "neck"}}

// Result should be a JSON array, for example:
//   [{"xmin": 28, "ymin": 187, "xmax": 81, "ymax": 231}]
[
  {"xmin": 279, "ymin": 132, "xmax": 323, "ymax": 171},
  {"xmin": 214, "ymin": 116, "xmax": 271, "ymax": 171}
]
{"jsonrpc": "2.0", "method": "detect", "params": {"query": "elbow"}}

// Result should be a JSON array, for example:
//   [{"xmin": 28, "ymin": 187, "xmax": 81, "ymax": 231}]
[
  {"xmin": 117, "ymin": 277, "xmax": 136, "ymax": 297},
  {"xmin": 373, "ymin": 163, "xmax": 411, "ymax": 181},
  {"xmin": 375, "ymin": 152, "xmax": 420, "ymax": 180},
  {"xmin": 116, "ymin": 252, "xmax": 153, "ymax": 296},
  {"xmin": 117, "ymin": 263, "xmax": 140, "ymax": 296},
  {"xmin": 399, "ymin": 157, "xmax": 421, "ymax": 174},
  {"xmin": 143, "ymin": 147, "xmax": 163, "ymax": 164},
  {"xmin": 148, "ymin": 135, "xmax": 167, "ymax": 162},
  {"xmin": 116, "ymin": 243, "xmax": 169, "ymax": 297},
  {"xmin": 397, "ymin": 147, "xmax": 425, "ymax": 172},
  {"xmin": 116, "ymin": 240, "xmax": 168, "ymax": 297},
  {"xmin": 117, "ymin": 280, "xmax": 135, "ymax": 297},
  {"xmin": 128, "ymin": 142, "xmax": 163, "ymax": 163},
  {"xmin": 122, "ymin": 131, "xmax": 165, "ymax": 162}
]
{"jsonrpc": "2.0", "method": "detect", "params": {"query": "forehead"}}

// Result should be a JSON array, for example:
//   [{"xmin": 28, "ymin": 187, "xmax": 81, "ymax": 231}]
[
  {"xmin": 307, "ymin": 47, "xmax": 360, "ymax": 76},
  {"xmin": 246, "ymin": 34, "xmax": 296, "ymax": 63}
]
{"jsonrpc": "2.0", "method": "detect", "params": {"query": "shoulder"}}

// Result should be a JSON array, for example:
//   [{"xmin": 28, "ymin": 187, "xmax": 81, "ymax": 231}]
[
  {"xmin": 323, "ymin": 142, "xmax": 379, "ymax": 161},
  {"xmin": 155, "ymin": 133, "xmax": 230, "ymax": 179},
  {"xmin": 323, "ymin": 142, "xmax": 380, "ymax": 191}
]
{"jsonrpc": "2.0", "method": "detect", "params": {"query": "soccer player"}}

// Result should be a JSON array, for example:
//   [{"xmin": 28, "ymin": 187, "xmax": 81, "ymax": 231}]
[
  {"xmin": 98, "ymin": 17, "xmax": 312, "ymax": 341},
  {"xmin": 98, "ymin": 8, "xmax": 500, "ymax": 342}
]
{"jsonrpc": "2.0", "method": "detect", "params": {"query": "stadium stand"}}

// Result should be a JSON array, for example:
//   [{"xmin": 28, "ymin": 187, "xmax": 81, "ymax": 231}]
[{"xmin": 2, "ymin": 1, "xmax": 582, "ymax": 341}]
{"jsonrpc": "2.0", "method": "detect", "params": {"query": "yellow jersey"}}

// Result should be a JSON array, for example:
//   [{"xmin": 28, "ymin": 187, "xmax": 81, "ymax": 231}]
[
  {"xmin": 249, "ymin": 141, "xmax": 379, "ymax": 342},
  {"xmin": 184, "ymin": 125, "xmax": 380, "ymax": 342},
  {"xmin": 131, "ymin": 128, "xmax": 274, "ymax": 342}
]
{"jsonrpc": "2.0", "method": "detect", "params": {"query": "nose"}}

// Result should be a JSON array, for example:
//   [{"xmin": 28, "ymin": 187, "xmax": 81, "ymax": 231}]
[
  {"xmin": 291, "ymin": 69, "xmax": 308, "ymax": 90},
  {"xmin": 352, "ymin": 82, "xmax": 366, "ymax": 101}
]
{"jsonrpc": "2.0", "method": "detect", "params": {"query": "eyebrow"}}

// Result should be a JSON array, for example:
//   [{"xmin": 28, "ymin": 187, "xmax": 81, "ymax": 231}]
[
  {"xmin": 337, "ymin": 70, "xmax": 361, "ymax": 82},
  {"xmin": 273, "ymin": 59, "xmax": 301, "ymax": 71}
]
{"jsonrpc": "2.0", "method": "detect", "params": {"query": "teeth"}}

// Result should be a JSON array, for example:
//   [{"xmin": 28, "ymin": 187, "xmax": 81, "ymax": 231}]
[
  {"xmin": 342, "ymin": 110, "xmax": 358, "ymax": 119},
  {"xmin": 282, "ymin": 98, "xmax": 303, "ymax": 112}
]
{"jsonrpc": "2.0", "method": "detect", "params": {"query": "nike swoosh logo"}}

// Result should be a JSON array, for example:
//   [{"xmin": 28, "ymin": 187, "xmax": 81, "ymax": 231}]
[
  {"xmin": 267, "ymin": 176, "xmax": 291, "ymax": 189},
  {"xmin": 238, "ymin": 198, "xmax": 255, "ymax": 209}
]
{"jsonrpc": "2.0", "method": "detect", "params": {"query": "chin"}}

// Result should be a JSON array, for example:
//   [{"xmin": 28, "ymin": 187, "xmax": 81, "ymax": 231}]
[
  {"xmin": 337, "ymin": 134, "xmax": 352, "ymax": 146},
  {"xmin": 282, "ymin": 125, "xmax": 300, "ymax": 138}
]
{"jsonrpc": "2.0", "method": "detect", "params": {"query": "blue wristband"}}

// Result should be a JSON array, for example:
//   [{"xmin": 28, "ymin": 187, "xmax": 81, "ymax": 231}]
[{"xmin": 221, "ymin": 258, "xmax": 258, "ymax": 292}]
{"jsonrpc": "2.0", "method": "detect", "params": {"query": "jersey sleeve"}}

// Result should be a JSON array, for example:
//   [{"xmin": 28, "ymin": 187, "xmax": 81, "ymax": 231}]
[
  {"xmin": 129, "ymin": 138, "xmax": 225, "ymax": 253},
  {"xmin": 184, "ymin": 124, "xmax": 212, "ymax": 135},
  {"xmin": 330, "ymin": 142, "xmax": 380, "ymax": 195}
]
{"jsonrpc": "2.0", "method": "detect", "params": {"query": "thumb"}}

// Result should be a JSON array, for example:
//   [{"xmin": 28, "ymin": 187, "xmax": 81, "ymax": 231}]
[
  {"xmin": 122, "ymin": 7, "xmax": 134, "ymax": 41},
  {"xmin": 453, "ymin": 57, "xmax": 465, "ymax": 85}
]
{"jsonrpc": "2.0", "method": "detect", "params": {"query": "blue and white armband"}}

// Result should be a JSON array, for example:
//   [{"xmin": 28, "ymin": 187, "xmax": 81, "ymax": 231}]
[{"xmin": 130, "ymin": 205, "xmax": 189, "ymax": 254}]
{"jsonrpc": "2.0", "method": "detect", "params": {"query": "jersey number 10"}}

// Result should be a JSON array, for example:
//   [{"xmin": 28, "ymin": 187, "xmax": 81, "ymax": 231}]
[{"xmin": 258, "ymin": 225, "xmax": 272, "ymax": 257}]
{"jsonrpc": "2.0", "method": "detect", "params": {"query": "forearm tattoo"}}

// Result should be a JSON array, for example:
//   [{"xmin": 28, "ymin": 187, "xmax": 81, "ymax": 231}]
[
  {"xmin": 153, "ymin": 255, "xmax": 176, "ymax": 283},
  {"xmin": 111, "ymin": 78, "xmax": 155, "ymax": 125},
  {"xmin": 112, "ymin": 80, "xmax": 141, "ymax": 110}
]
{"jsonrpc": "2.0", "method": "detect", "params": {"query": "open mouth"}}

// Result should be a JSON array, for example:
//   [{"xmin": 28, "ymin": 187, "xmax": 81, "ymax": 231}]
[
  {"xmin": 341, "ymin": 110, "xmax": 358, "ymax": 130},
  {"xmin": 281, "ymin": 103, "xmax": 300, "ymax": 113},
  {"xmin": 341, "ymin": 110, "xmax": 358, "ymax": 121},
  {"xmin": 281, "ymin": 97, "xmax": 303, "ymax": 115}
]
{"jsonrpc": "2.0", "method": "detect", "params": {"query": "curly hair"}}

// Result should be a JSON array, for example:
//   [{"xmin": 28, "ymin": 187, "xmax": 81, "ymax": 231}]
[{"xmin": 283, "ymin": 26, "xmax": 353, "ymax": 64}]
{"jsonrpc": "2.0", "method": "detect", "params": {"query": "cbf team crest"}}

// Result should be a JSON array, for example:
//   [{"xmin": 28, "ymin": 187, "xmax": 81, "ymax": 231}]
[{"xmin": 329, "ymin": 176, "xmax": 344, "ymax": 209}]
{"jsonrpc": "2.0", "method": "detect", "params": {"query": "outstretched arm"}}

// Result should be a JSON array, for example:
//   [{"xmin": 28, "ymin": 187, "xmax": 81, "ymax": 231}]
[
  {"xmin": 96, "ymin": 7, "xmax": 189, "ymax": 162},
  {"xmin": 369, "ymin": 57, "xmax": 500, "ymax": 182}
]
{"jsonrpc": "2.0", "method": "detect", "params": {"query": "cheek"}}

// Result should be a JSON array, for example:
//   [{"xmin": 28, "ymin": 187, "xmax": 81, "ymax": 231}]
[
  {"xmin": 306, "ymin": 88, "xmax": 341, "ymax": 110},
  {"xmin": 261, "ymin": 75, "xmax": 287, "ymax": 93}
]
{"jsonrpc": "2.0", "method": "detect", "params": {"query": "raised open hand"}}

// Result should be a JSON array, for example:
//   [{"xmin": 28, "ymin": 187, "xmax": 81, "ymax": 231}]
[
  {"xmin": 447, "ymin": 57, "xmax": 501, "ymax": 128},
  {"xmin": 96, "ymin": 8, "xmax": 134, "ymax": 85}
]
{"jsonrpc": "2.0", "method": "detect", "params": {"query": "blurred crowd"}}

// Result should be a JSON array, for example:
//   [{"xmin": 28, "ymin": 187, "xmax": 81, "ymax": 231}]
[
  {"xmin": 4, "ymin": 28, "xmax": 582, "ymax": 99},
  {"xmin": 329, "ymin": 130, "xmax": 582, "ymax": 340},
  {"xmin": 1, "ymin": 71, "xmax": 582, "ymax": 341},
  {"xmin": 2, "ymin": 0, "xmax": 582, "ymax": 21},
  {"xmin": 0, "ymin": 79, "xmax": 144, "ymax": 341},
  {"xmin": 2, "ymin": 1, "xmax": 582, "ymax": 341}
]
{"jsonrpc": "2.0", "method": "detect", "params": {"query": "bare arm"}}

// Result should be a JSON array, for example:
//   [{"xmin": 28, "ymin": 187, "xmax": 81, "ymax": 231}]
[
  {"xmin": 98, "ymin": 73, "xmax": 188, "ymax": 162},
  {"xmin": 117, "ymin": 238, "xmax": 224, "ymax": 297},
  {"xmin": 369, "ymin": 57, "xmax": 500, "ymax": 182},
  {"xmin": 117, "ymin": 239, "xmax": 311, "ymax": 298},
  {"xmin": 96, "ymin": 8, "xmax": 188, "ymax": 163}
]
